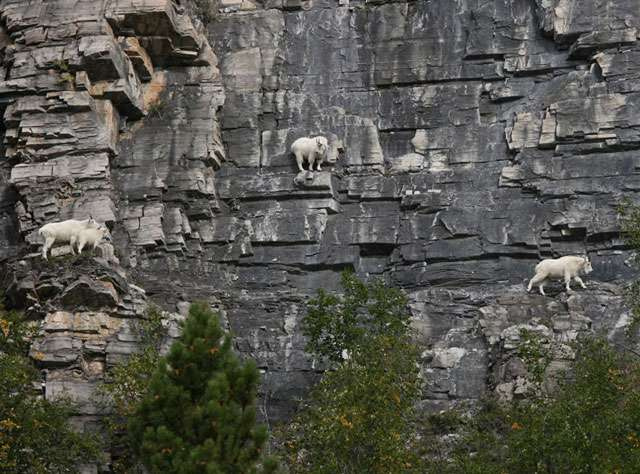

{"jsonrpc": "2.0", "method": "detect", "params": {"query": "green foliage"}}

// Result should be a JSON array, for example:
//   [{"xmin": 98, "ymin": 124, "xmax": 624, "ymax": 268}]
[
  {"xmin": 303, "ymin": 270, "xmax": 411, "ymax": 364},
  {"xmin": 281, "ymin": 271, "xmax": 423, "ymax": 474},
  {"xmin": 52, "ymin": 59, "xmax": 74, "ymax": 89},
  {"xmin": 146, "ymin": 99, "xmax": 166, "ymax": 119},
  {"xmin": 128, "ymin": 301, "xmax": 277, "ymax": 474},
  {"xmin": 58, "ymin": 72, "xmax": 75, "ymax": 88},
  {"xmin": 619, "ymin": 198, "xmax": 640, "ymax": 263},
  {"xmin": 99, "ymin": 305, "xmax": 166, "ymax": 473},
  {"xmin": 516, "ymin": 328, "xmax": 554, "ymax": 385},
  {"xmin": 618, "ymin": 199, "xmax": 640, "ymax": 335},
  {"xmin": 435, "ymin": 339, "xmax": 640, "ymax": 474},
  {"xmin": 627, "ymin": 280, "xmax": 640, "ymax": 337},
  {"xmin": 52, "ymin": 59, "xmax": 70, "ymax": 72},
  {"xmin": 424, "ymin": 409, "xmax": 466, "ymax": 436},
  {"xmin": 0, "ymin": 307, "xmax": 101, "ymax": 473},
  {"xmin": 414, "ymin": 406, "xmax": 473, "ymax": 467},
  {"xmin": 194, "ymin": 0, "xmax": 219, "ymax": 24}
]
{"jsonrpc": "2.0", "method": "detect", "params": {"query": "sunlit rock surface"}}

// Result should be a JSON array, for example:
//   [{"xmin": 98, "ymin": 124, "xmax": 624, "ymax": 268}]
[{"xmin": 0, "ymin": 1, "xmax": 639, "ymax": 460}]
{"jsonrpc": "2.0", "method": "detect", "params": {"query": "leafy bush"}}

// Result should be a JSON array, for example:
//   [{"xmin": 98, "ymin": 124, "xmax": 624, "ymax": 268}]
[
  {"xmin": 146, "ymin": 99, "xmax": 166, "ymax": 119},
  {"xmin": 0, "ymin": 307, "xmax": 101, "ymax": 473},
  {"xmin": 128, "ymin": 301, "xmax": 277, "ymax": 473},
  {"xmin": 619, "ymin": 198, "xmax": 640, "ymax": 261},
  {"xmin": 303, "ymin": 270, "xmax": 411, "ymax": 363},
  {"xmin": 516, "ymin": 328, "xmax": 554, "ymax": 385},
  {"xmin": 281, "ymin": 271, "xmax": 424, "ymax": 474},
  {"xmin": 436, "ymin": 339, "xmax": 640, "ymax": 473},
  {"xmin": 194, "ymin": 0, "xmax": 219, "ymax": 24},
  {"xmin": 99, "ymin": 305, "xmax": 166, "ymax": 473},
  {"xmin": 52, "ymin": 59, "xmax": 75, "ymax": 89},
  {"xmin": 619, "ymin": 199, "xmax": 640, "ymax": 334}
]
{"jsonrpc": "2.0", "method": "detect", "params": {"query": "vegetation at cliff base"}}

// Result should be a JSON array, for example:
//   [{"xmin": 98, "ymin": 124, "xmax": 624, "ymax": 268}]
[
  {"xmin": 0, "ymin": 306, "xmax": 101, "ymax": 473},
  {"xmin": 619, "ymin": 198, "xmax": 640, "ymax": 333},
  {"xmin": 428, "ymin": 338, "xmax": 640, "ymax": 473},
  {"xmin": 100, "ymin": 305, "xmax": 166, "ymax": 473},
  {"xmin": 127, "ymin": 301, "xmax": 277, "ymax": 473},
  {"xmin": 280, "ymin": 271, "xmax": 424, "ymax": 474}
]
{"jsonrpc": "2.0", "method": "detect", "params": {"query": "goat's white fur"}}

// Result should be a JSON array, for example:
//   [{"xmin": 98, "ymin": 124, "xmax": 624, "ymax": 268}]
[
  {"xmin": 527, "ymin": 255, "xmax": 593, "ymax": 296},
  {"xmin": 38, "ymin": 218, "xmax": 105, "ymax": 260},
  {"xmin": 72, "ymin": 225, "xmax": 109, "ymax": 255},
  {"xmin": 291, "ymin": 136, "xmax": 329, "ymax": 172}
]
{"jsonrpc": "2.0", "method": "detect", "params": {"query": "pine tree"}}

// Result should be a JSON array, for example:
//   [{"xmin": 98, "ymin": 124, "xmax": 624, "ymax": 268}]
[{"xmin": 128, "ymin": 302, "xmax": 277, "ymax": 474}]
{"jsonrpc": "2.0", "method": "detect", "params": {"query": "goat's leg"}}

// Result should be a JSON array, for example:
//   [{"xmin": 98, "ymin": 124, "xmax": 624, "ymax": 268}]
[
  {"xmin": 564, "ymin": 271, "xmax": 573, "ymax": 293},
  {"xmin": 528, "ymin": 272, "xmax": 546, "ymax": 293},
  {"xmin": 69, "ymin": 235, "xmax": 78, "ymax": 255},
  {"xmin": 574, "ymin": 276, "xmax": 587, "ymax": 289},
  {"xmin": 295, "ymin": 152, "xmax": 305, "ymax": 172},
  {"xmin": 42, "ymin": 237, "xmax": 55, "ymax": 260},
  {"xmin": 77, "ymin": 236, "xmax": 86, "ymax": 254}
]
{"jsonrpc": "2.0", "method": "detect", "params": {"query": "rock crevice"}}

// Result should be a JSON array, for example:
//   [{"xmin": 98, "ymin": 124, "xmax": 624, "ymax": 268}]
[{"xmin": 0, "ymin": 0, "xmax": 639, "ymax": 453}]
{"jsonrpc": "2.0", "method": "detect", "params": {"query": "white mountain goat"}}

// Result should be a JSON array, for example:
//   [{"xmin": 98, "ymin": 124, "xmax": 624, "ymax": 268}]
[
  {"xmin": 291, "ymin": 136, "xmax": 329, "ymax": 172},
  {"xmin": 527, "ymin": 255, "xmax": 593, "ymax": 296},
  {"xmin": 72, "ymin": 224, "xmax": 110, "ymax": 255},
  {"xmin": 38, "ymin": 218, "xmax": 107, "ymax": 260}
]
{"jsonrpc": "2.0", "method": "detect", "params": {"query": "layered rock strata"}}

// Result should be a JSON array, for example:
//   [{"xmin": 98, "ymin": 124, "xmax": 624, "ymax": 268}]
[
  {"xmin": 0, "ymin": 0, "xmax": 224, "ymax": 469},
  {"xmin": 0, "ymin": 1, "xmax": 639, "ymax": 463},
  {"xmin": 205, "ymin": 0, "xmax": 640, "ymax": 415}
]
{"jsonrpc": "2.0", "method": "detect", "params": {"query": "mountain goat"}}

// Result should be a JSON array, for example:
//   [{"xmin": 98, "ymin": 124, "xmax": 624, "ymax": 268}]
[
  {"xmin": 527, "ymin": 255, "xmax": 593, "ymax": 296},
  {"xmin": 73, "ymin": 225, "xmax": 110, "ymax": 255},
  {"xmin": 38, "ymin": 218, "xmax": 106, "ymax": 260},
  {"xmin": 291, "ymin": 136, "xmax": 329, "ymax": 172}
]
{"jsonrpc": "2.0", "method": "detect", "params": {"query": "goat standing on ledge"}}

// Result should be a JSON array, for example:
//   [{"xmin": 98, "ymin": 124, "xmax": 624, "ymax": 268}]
[
  {"xmin": 527, "ymin": 255, "xmax": 593, "ymax": 296},
  {"xmin": 38, "ymin": 218, "xmax": 108, "ymax": 260},
  {"xmin": 291, "ymin": 136, "xmax": 329, "ymax": 172}
]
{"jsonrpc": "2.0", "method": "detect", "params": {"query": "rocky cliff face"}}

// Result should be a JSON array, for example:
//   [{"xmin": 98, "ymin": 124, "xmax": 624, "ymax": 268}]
[
  {"xmin": 0, "ymin": 0, "xmax": 639, "ymax": 455},
  {"xmin": 206, "ymin": 0, "xmax": 640, "ymax": 414}
]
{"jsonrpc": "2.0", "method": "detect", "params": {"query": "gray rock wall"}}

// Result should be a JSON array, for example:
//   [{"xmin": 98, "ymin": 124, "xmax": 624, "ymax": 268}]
[
  {"xmin": 0, "ymin": 0, "xmax": 639, "ymax": 449},
  {"xmin": 206, "ymin": 0, "xmax": 640, "ymax": 416},
  {"xmin": 0, "ymin": 0, "xmax": 226, "ymax": 465}
]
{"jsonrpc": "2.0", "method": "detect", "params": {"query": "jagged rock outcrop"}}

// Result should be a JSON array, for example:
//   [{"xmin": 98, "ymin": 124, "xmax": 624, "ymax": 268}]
[
  {"xmin": 0, "ymin": 0, "xmax": 640, "ymax": 468},
  {"xmin": 0, "ymin": 0, "xmax": 224, "ymax": 469}
]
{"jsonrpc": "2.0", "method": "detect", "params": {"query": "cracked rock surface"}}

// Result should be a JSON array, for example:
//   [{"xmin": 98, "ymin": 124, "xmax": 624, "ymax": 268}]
[
  {"xmin": 206, "ymin": 0, "xmax": 640, "ymax": 415},
  {"xmin": 0, "ymin": 0, "xmax": 639, "ymax": 461}
]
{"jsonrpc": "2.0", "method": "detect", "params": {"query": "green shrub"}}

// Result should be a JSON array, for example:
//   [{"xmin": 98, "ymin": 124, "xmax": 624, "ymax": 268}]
[
  {"xmin": 52, "ymin": 59, "xmax": 75, "ymax": 89},
  {"xmin": 303, "ymin": 270, "xmax": 411, "ymax": 363},
  {"xmin": 146, "ymin": 99, "xmax": 166, "ymax": 119},
  {"xmin": 516, "ymin": 328, "xmax": 554, "ymax": 385},
  {"xmin": 619, "ymin": 198, "xmax": 640, "ymax": 262},
  {"xmin": 281, "ymin": 271, "xmax": 424, "ymax": 474},
  {"xmin": 619, "ymin": 199, "xmax": 640, "ymax": 335},
  {"xmin": 0, "ymin": 307, "xmax": 101, "ymax": 473},
  {"xmin": 439, "ymin": 339, "xmax": 640, "ymax": 473},
  {"xmin": 194, "ymin": 0, "xmax": 219, "ymax": 24},
  {"xmin": 99, "ymin": 305, "xmax": 165, "ymax": 473}
]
